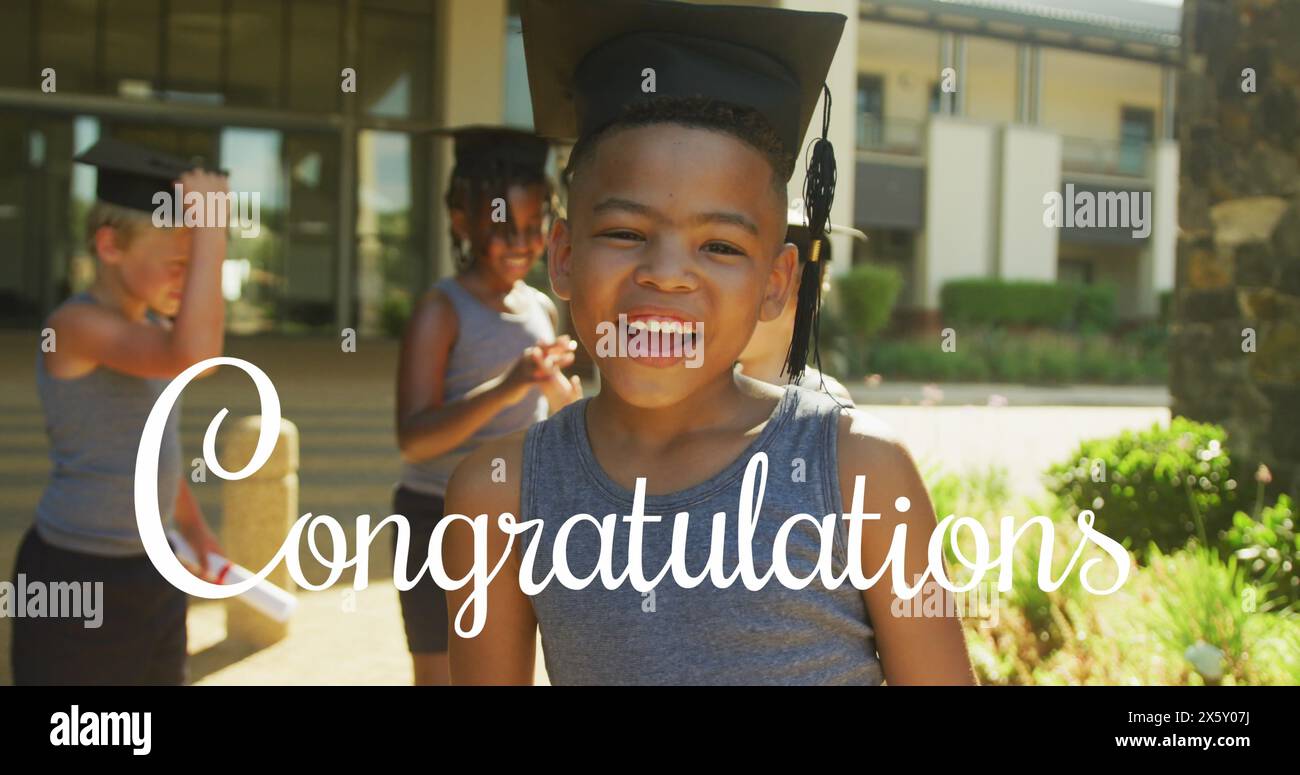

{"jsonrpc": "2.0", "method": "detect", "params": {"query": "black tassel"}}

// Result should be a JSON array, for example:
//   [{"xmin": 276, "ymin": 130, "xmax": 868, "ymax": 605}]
[{"xmin": 784, "ymin": 83, "xmax": 837, "ymax": 383}]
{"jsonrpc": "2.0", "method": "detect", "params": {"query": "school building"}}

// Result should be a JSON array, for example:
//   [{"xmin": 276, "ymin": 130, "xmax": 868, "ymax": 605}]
[{"xmin": 0, "ymin": 0, "xmax": 1180, "ymax": 335}]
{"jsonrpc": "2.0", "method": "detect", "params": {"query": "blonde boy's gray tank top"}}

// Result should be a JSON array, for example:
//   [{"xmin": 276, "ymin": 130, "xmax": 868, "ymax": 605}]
[
  {"xmin": 399, "ymin": 278, "xmax": 553, "ymax": 497},
  {"xmin": 35, "ymin": 292, "xmax": 182, "ymax": 557},
  {"xmin": 521, "ymin": 385, "xmax": 885, "ymax": 685}
]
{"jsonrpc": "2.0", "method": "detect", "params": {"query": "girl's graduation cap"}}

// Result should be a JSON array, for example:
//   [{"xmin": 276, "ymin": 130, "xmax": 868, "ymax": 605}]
[
  {"xmin": 519, "ymin": 0, "xmax": 846, "ymax": 379},
  {"xmin": 431, "ymin": 125, "xmax": 551, "ymax": 180},
  {"xmin": 74, "ymin": 137, "xmax": 216, "ymax": 213}
]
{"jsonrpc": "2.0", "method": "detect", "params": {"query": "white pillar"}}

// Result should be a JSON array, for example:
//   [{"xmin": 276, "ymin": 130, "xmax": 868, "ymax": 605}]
[
  {"xmin": 780, "ymin": 0, "xmax": 859, "ymax": 277},
  {"xmin": 432, "ymin": 0, "xmax": 508, "ymax": 281},
  {"xmin": 998, "ymin": 125, "xmax": 1061, "ymax": 281},
  {"xmin": 1140, "ymin": 139, "xmax": 1179, "ymax": 317},
  {"xmin": 923, "ymin": 118, "xmax": 998, "ymax": 308}
]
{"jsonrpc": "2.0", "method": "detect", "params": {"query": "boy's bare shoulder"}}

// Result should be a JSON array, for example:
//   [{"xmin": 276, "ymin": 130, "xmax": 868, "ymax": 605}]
[
  {"xmin": 445, "ymin": 428, "xmax": 529, "ymax": 511},
  {"xmin": 46, "ymin": 297, "xmax": 111, "ymax": 331},
  {"xmin": 835, "ymin": 406, "xmax": 918, "ymax": 494}
]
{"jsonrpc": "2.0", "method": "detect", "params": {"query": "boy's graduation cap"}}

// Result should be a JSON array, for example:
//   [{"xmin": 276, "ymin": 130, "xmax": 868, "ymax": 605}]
[
  {"xmin": 74, "ymin": 137, "xmax": 216, "ymax": 213},
  {"xmin": 520, "ymin": 0, "xmax": 846, "ymax": 379},
  {"xmin": 431, "ymin": 125, "xmax": 551, "ymax": 180}
]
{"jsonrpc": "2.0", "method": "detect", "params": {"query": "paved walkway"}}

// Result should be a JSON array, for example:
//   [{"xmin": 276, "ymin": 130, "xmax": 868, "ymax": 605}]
[{"xmin": 849, "ymin": 380, "xmax": 1169, "ymax": 407}]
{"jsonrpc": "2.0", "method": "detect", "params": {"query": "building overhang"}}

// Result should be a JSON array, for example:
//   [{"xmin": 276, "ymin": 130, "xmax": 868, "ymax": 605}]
[{"xmin": 860, "ymin": 0, "xmax": 1181, "ymax": 65}]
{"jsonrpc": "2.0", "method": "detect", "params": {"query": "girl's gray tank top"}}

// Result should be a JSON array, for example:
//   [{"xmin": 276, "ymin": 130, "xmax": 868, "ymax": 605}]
[
  {"xmin": 399, "ymin": 277, "xmax": 553, "ymax": 497},
  {"xmin": 520, "ymin": 384, "xmax": 885, "ymax": 685},
  {"xmin": 35, "ymin": 292, "xmax": 182, "ymax": 557}
]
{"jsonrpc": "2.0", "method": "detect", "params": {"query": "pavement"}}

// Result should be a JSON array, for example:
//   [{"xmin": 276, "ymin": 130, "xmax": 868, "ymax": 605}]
[{"xmin": 0, "ymin": 331, "xmax": 1168, "ymax": 685}]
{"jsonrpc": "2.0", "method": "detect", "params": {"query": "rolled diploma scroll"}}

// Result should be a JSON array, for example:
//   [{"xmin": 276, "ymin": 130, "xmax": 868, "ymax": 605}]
[{"xmin": 166, "ymin": 530, "xmax": 297, "ymax": 622}]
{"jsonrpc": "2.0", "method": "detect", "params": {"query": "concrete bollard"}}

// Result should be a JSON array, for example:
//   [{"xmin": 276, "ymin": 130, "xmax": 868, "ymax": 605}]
[{"xmin": 221, "ymin": 415, "xmax": 298, "ymax": 648}]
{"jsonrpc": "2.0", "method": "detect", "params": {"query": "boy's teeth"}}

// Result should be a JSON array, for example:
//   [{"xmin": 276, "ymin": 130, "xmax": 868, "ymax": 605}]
[
  {"xmin": 648, "ymin": 320, "xmax": 661, "ymax": 333},
  {"xmin": 683, "ymin": 322, "xmax": 695, "ymax": 334},
  {"xmin": 627, "ymin": 319, "xmax": 648, "ymax": 331}
]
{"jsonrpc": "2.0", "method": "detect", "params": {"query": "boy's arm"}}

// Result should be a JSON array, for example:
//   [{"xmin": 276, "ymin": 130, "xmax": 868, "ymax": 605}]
[
  {"xmin": 396, "ymin": 290, "xmax": 574, "ymax": 463},
  {"xmin": 838, "ymin": 410, "xmax": 977, "ymax": 686},
  {"xmin": 442, "ymin": 432, "xmax": 538, "ymax": 685},
  {"xmin": 173, "ymin": 475, "xmax": 224, "ymax": 576},
  {"xmin": 51, "ymin": 171, "xmax": 228, "ymax": 380}
]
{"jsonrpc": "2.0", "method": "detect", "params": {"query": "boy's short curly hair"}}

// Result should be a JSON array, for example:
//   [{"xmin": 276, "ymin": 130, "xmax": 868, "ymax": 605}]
[{"xmin": 562, "ymin": 96, "xmax": 794, "ymax": 201}]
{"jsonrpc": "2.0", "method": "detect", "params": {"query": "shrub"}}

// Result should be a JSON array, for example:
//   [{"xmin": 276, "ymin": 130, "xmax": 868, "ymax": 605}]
[
  {"xmin": 1134, "ymin": 546, "xmax": 1300, "ymax": 685},
  {"xmin": 835, "ymin": 264, "xmax": 902, "ymax": 339},
  {"xmin": 942, "ymin": 278, "xmax": 1075, "ymax": 329},
  {"xmin": 861, "ymin": 329, "xmax": 1164, "ymax": 385},
  {"xmin": 940, "ymin": 278, "xmax": 1118, "ymax": 333},
  {"xmin": 1045, "ymin": 418, "xmax": 1254, "ymax": 555},
  {"xmin": 379, "ymin": 294, "xmax": 412, "ymax": 339},
  {"xmin": 1075, "ymin": 283, "xmax": 1118, "ymax": 333},
  {"xmin": 1223, "ymin": 494, "xmax": 1298, "ymax": 614}
]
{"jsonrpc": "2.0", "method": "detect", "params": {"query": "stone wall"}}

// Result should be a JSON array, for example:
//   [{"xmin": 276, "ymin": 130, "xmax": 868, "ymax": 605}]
[{"xmin": 1172, "ymin": 0, "xmax": 1300, "ymax": 501}]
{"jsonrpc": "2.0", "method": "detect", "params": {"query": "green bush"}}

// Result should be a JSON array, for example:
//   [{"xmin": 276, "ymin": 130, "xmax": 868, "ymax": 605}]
[
  {"xmin": 940, "ymin": 278, "xmax": 1118, "ymax": 332},
  {"xmin": 835, "ymin": 264, "xmax": 902, "ymax": 339},
  {"xmin": 860, "ymin": 329, "xmax": 1164, "ymax": 385},
  {"xmin": 1223, "ymin": 494, "xmax": 1299, "ymax": 614},
  {"xmin": 942, "ymin": 278, "xmax": 1074, "ymax": 329},
  {"xmin": 379, "ymin": 294, "xmax": 412, "ymax": 339},
  {"xmin": 1075, "ymin": 284, "xmax": 1118, "ymax": 333},
  {"xmin": 1046, "ymin": 417, "xmax": 1254, "ymax": 555}
]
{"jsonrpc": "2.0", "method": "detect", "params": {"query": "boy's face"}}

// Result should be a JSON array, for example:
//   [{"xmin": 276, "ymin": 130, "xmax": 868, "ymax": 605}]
[
  {"xmin": 452, "ymin": 182, "xmax": 548, "ymax": 285},
  {"xmin": 97, "ymin": 225, "xmax": 193, "ymax": 317},
  {"xmin": 550, "ymin": 124, "xmax": 798, "ymax": 407}
]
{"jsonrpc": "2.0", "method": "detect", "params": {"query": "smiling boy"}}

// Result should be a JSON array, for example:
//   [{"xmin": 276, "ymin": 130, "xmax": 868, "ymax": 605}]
[{"xmin": 443, "ymin": 0, "xmax": 975, "ymax": 685}]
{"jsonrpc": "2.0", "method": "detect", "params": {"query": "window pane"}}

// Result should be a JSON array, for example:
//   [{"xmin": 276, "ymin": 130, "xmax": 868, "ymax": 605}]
[
  {"xmin": 360, "ymin": 9, "xmax": 433, "ymax": 119},
  {"xmin": 503, "ymin": 11, "xmax": 532, "ymax": 128},
  {"xmin": 165, "ymin": 0, "xmax": 223, "ymax": 101},
  {"xmin": 221, "ymin": 128, "xmax": 286, "ymax": 334},
  {"xmin": 228, "ymin": 0, "xmax": 284, "ymax": 108},
  {"xmin": 36, "ymin": 0, "xmax": 98, "ymax": 94},
  {"xmin": 288, "ymin": 0, "xmax": 343, "ymax": 114},
  {"xmin": 103, "ymin": 0, "xmax": 162, "ymax": 96},
  {"xmin": 0, "ymin": 0, "xmax": 35, "ymax": 89},
  {"xmin": 356, "ymin": 130, "xmax": 427, "ymax": 336},
  {"xmin": 0, "ymin": 113, "xmax": 35, "ymax": 324},
  {"xmin": 283, "ymin": 132, "xmax": 339, "ymax": 331}
]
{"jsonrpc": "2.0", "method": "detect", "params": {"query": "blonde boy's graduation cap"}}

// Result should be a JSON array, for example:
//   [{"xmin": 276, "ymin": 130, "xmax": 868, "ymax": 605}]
[
  {"xmin": 431, "ymin": 125, "xmax": 551, "ymax": 179},
  {"xmin": 520, "ymin": 0, "xmax": 845, "ymax": 163},
  {"xmin": 74, "ymin": 137, "xmax": 215, "ymax": 213}
]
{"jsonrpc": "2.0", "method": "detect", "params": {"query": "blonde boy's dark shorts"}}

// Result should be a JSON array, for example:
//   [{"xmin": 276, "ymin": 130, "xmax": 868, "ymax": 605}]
[
  {"xmin": 391, "ymin": 486, "xmax": 450, "ymax": 654},
  {"xmin": 10, "ymin": 526, "xmax": 188, "ymax": 686}
]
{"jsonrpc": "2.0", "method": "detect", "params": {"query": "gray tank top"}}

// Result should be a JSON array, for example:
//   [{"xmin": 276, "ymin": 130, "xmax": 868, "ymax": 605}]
[
  {"xmin": 521, "ymin": 384, "xmax": 885, "ymax": 685},
  {"xmin": 399, "ymin": 277, "xmax": 554, "ymax": 496},
  {"xmin": 35, "ymin": 292, "xmax": 182, "ymax": 557}
]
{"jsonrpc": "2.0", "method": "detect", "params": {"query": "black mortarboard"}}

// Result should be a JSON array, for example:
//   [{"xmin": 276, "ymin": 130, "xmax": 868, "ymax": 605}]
[
  {"xmin": 520, "ymin": 0, "xmax": 844, "ymax": 161},
  {"xmin": 74, "ymin": 138, "xmax": 210, "ymax": 213},
  {"xmin": 432, "ymin": 125, "xmax": 551, "ymax": 181},
  {"xmin": 522, "ymin": 0, "xmax": 846, "ymax": 380}
]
